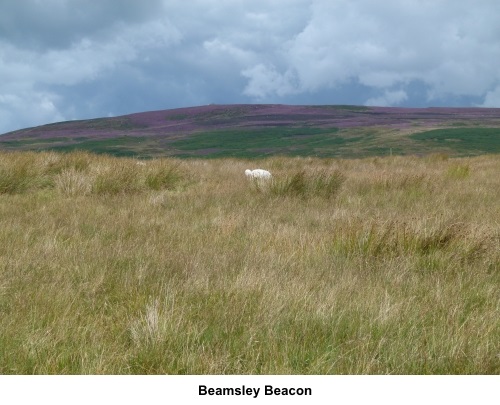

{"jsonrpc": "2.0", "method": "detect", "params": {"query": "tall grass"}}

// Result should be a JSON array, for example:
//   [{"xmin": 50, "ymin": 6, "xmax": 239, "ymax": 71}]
[
  {"xmin": 0, "ymin": 151, "xmax": 498, "ymax": 374},
  {"xmin": 270, "ymin": 168, "xmax": 345, "ymax": 198}
]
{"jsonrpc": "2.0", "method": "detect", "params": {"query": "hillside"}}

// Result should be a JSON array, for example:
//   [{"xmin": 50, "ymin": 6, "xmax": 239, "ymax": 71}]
[{"xmin": 1, "ymin": 104, "xmax": 500, "ymax": 158}]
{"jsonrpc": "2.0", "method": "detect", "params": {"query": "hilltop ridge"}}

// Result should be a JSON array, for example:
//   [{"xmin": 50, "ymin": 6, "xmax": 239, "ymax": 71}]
[{"xmin": 1, "ymin": 104, "xmax": 500, "ymax": 158}]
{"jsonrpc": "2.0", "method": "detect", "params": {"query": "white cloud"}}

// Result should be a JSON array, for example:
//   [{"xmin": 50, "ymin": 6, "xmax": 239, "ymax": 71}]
[
  {"xmin": 480, "ymin": 86, "xmax": 500, "ymax": 107},
  {"xmin": 0, "ymin": 91, "xmax": 65, "ymax": 133},
  {"xmin": 242, "ymin": 64, "xmax": 298, "ymax": 99},
  {"xmin": 241, "ymin": 0, "xmax": 500, "ymax": 103},
  {"xmin": 365, "ymin": 90, "xmax": 408, "ymax": 107},
  {"xmin": 203, "ymin": 39, "xmax": 255, "ymax": 65}
]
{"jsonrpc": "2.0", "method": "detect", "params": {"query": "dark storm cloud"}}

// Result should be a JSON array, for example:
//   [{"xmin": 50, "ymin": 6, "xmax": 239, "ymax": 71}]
[{"xmin": 0, "ymin": 0, "xmax": 165, "ymax": 49}]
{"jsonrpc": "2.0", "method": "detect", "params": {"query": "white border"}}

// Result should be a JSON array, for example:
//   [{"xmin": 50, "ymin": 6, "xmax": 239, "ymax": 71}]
[{"xmin": 0, "ymin": 375, "xmax": 498, "ymax": 405}]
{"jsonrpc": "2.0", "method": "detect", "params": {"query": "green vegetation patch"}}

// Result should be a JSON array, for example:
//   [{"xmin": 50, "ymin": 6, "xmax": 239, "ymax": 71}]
[
  {"xmin": 410, "ymin": 128, "xmax": 500, "ymax": 154},
  {"xmin": 0, "ymin": 137, "xmax": 73, "ymax": 146},
  {"xmin": 4, "ymin": 125, "xmax": 500, "ymax": 160},
  {"xmin": 16, "ymin": 136, "xmax": 151, "ymax": 158},
  {"xmin": 170, "ymin": 127, "xmax": 366, "ymax": 157}
]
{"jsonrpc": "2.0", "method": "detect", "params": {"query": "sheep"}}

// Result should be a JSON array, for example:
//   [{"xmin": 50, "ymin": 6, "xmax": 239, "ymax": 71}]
[{"xmin": 245, "ymin": 169, "xmax": 272, "ymax": 179}]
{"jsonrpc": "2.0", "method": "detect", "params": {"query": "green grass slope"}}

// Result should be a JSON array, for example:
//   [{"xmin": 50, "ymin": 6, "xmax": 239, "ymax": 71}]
[{"xmin": 410, "ymin": 128, "xmax": 500, "ymax": 155}]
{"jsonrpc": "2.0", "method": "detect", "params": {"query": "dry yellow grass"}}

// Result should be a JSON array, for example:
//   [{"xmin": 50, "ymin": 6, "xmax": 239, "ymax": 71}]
[{"xmin": 0, "ymin": 151, "xmax": 498, "ymax": 374}]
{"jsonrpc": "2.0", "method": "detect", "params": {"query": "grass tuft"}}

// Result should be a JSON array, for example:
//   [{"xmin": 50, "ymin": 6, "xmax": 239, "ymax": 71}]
[
  {"xmin": 270, "ymin": 169, "xmax": 345, "ymax": 198},
  {"xmin": 55, "ymin": 168, "xmax": 92, "ymax": 196},
  {"xmin": 446, "ymin": 163, "xmax": 470, "ymax": 179},
  {"xmin": 145, "ymin": 161, "xmax": 181, "ymax": 191},
  {"xmin": 0, "ymin": 154, "xmax": 52, "ymax": 194}
]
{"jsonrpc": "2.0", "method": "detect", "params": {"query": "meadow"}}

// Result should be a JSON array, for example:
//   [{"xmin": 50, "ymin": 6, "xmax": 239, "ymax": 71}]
[{"xmin": 0, "ymin": 150, "xmax": 498, "ymax": 374}]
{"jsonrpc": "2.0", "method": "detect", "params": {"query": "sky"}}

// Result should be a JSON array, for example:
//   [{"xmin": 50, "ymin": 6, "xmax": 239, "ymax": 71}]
[{"xmin": 1, "ymin": 0, "xmax": 500, "ymax": 134}]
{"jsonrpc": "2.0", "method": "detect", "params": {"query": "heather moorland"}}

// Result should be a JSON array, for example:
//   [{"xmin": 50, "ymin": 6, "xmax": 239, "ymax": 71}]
[{"xmin": 1, "ymin": 104, "xmax": 500, "ymax": 158}]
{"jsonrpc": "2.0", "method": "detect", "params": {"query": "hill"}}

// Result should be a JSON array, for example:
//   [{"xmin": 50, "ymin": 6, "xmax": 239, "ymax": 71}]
[{"xmin": 1, "ymin": 104, "xmax": 500, "ymax": 158}]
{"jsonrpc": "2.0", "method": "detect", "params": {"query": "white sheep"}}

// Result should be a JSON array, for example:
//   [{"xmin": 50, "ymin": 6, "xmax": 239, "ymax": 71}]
[{"xmin": 245, "ymin": 169, "xmax": 272, "ymax": 179}]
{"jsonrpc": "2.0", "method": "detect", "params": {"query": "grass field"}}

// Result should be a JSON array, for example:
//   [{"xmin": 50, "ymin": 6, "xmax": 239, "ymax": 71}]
[{"xmin": 0, "ymin": 151, "xmax": 499, "ymax": 374}]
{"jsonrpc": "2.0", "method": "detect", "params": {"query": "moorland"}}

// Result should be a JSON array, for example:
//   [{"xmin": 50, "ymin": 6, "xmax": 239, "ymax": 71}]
[
  {"xmin": 0, "ymin": 149, "xmax": 498, "ymax": 374},
  {"xmin": 1, "ymin": 104, "xmax": 500, "ymax": 158}
]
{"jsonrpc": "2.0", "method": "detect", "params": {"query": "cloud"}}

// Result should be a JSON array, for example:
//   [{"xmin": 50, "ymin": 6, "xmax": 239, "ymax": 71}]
[
  {"xmin": 0, "ymin": 0, "xmax": 499, "ymax": 134},
  {"xmin": 242, "ymin": 64, "xmax": 298, "ymax": 99},
  {"xmin": 0, "ymin": 0, "xmax": 166, "ymax": 50},
  {"xmin": 480, "ymin": 86, "xmax": 500, "ymax": 107},
  {"xmin": 1, "ymin": 16, "xmax": 181, "ymax": 86},
  {"xmin": 365, "ymin": 90, "xmax": 408, "ymax": 107},
  {"xmin": 269, "ymin": 1, "xmax": 500, "ymax": 102},
  {"xmin": 0, "ymin": 91, "xmax": 65, "ymax": 133},
  {"xmin": 0, "ymin": 9, "xmax": 181, "ymax": 131}
]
